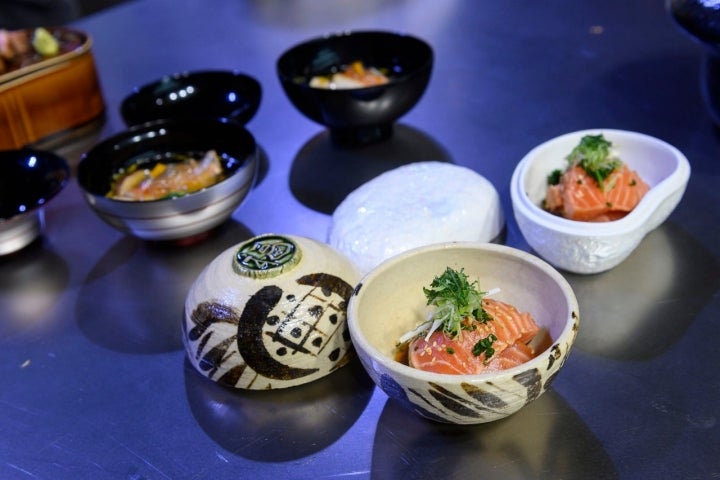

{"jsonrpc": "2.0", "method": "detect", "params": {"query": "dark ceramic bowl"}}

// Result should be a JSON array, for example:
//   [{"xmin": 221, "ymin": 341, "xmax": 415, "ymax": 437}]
[
  {"xmin": 120, "ymin": 70, "xmax": 262, "ymax": 127},
  {"xmin": 668, "ymin": 0, "xmax": 720, "ymax": 46},
  {"xmin": 277, "ymin": 30, "xmax": 433, "ymax": 146},
  {"xmin": 77, "ymin": 117, "xmax": 258, "ymax": 241},
  {"xmin": 668, "ymin": 0, "xmax": 720, "ymax": 125},
  {"xmin": 0, "ymin": 148, "xmax": 69, "ymax": 255}
]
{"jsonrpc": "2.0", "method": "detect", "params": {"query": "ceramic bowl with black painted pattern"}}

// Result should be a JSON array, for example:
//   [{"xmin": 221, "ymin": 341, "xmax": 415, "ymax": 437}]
[
  {"xmin": 183, "ymin": 233, "xmax": 362, "ymax": 390},
  {"xmin": 347, "ymin": 242, "xmax": 579, "ymax": 425}
]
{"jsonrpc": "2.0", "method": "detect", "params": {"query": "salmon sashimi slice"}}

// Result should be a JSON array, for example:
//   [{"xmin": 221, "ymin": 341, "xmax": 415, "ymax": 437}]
[
  {"xmin": 561, "ymin": 166, "xmax": 610, "ymax": 221},
  {"xmin": 481, "ymin": 298, "xmax": 540, "ymax": 344},
  {"xmin": 484, "ymin": 341, "xmax": 536, "ymax": 372},
  {"xmin": 604, "ymin": 164, "xmax": 650, "ymax": 212},
  {"xmin": 544, "ymin": 184, "xmax": 564, "ymax": 212},
  {"xmin": 407, "ymin": 298, "xmax": 541, "ymax": 375},
  {"xmin": 544, "ymin": 164, "xmax": 649, "ymax": 222},
  {"xmin": 109, "ymin": 150, "xmax": 224, "ymax": 201}
]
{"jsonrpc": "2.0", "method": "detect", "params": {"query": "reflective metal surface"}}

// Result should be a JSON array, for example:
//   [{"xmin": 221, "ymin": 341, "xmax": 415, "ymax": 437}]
[{"xmin": 1, "ymin": 1, "xmax": 719, "ymax": 479}]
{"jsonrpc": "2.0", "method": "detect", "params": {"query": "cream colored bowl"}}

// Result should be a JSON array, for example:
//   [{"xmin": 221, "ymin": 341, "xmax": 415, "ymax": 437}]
[
  {"xmin": 346, "ymin": 242, "xmax": 579, "ymax": 424},
  {"xmin": 510, "ymin": 129, "xmax": 691, "ymax": 274},
  {"xmin": 184, "ymin": 234, "xmax": 361, "ymax": 389}
]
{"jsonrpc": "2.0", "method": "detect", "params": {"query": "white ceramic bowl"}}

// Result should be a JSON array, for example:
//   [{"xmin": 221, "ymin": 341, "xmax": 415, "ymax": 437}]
[
  {"xmin": 510, "ymin": 129, "xmax": 691, "ymax": 274},
  {"xmin": 184, "ymin": 234, "xmax": 361, "ymax": 390},
  {"xmin": 347, "ymin": 242, "xmax": 579, "ymax": 424}
]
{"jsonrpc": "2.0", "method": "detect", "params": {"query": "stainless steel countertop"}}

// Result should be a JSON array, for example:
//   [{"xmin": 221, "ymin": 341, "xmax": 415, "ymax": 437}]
[{"xmin": 2, "ymin": 1, "xmax": 719, "ymax": 479}]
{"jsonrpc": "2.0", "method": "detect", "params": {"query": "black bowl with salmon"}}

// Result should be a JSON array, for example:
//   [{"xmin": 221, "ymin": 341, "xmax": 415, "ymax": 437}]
[
  {"xmin": 277, "ymin": 30, "xmax": 433, "ymax": 147},
  {"xmin": 77, "ymin": 117, "xmax": 258, "ymax": 242}
]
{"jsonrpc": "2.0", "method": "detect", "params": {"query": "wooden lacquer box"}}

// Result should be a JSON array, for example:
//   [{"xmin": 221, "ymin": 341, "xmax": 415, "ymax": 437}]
[{"xmin": 0, "ymin": 27, "xmax": 105, "ymax": 149}]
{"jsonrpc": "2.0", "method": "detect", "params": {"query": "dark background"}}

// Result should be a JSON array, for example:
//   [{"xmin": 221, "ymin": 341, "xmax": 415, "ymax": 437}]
[{"xmin": 0, "ymin": 0, "xmax": 129, "ymax": 28}]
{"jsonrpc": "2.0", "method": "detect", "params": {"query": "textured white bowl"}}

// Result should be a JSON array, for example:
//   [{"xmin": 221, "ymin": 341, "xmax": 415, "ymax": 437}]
[
  {"xmin": 510, "ymin": 129, "xmax": 691, "ymax": 274},
  {"xmin": 347, "ymin": 242, "xmax": 579, "ymax": 424},
  {"xmin": 184, "ymin": 234, "xmax": 361, "ymax": 390}
]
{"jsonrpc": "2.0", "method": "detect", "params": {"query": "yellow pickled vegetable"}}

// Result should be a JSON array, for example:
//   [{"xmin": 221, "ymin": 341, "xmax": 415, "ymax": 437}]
[{"xmin": 32, "ymin": 28, "xmax": 59, "ymax": 56}]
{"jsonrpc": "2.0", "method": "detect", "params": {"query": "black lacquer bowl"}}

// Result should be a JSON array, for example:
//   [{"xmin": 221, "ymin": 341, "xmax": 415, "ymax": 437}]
[
  {"xmin": 120, "ymin": 70, "xmax": 262, "ymax": 127},
  {"xmin": 77, "ymin": 117, "xmax": 258, "ymax": 241},
  {"xmin": 0, "ymin": 149, "xmax": 69, "ymax": 255},
  {"xmin": 668, "ymin": 0, "xmax": 720, "ymax": 125},
  {"xmin": 277, "ymin": 30, "xmax": 433, "ymax": 147}
]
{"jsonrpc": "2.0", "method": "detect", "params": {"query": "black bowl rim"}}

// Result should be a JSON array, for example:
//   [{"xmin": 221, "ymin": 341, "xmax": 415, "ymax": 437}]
[
  {"xmin": 119, "ymin": 69, "xmax": 262, "ymax": 127},
  {"xmin": 276, "ymin": 29, "xmax": 434, "ymax": 88},
  {"xmin": 0, "ymin": 148, "xmax": 70, "ymax": 221},
  {"xmin": 77, "ymin": 117, "xmax": 258, "ymax": 204}
]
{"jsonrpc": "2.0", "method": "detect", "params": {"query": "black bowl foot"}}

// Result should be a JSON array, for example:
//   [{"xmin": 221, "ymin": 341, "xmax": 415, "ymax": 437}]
[{"xmin": 330, "ymin": 123, "xmax": 393, "ymax": 148}]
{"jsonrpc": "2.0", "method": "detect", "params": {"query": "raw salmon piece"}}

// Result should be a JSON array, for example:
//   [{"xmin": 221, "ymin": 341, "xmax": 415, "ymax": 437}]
[
  {"xmin": 111, "ymin": 150, "xmax": 223, "ymax": 201},
  {"xmin": 561, "ymin": 166, "xmax": 609, "ymax": 221},
  {"xmin": 407, "ymin": 298, "xmax": 540, "ymax": 375},
  {"xmin": 482, "ymin": 298, "xmax": 540, "ymax": 344},
  {"xmin": 604, "ymin": 164, "xmax": 650, "ymax": 212},
  {"xmin": 340, "ymin": 61, "xmax": 389, "ymax": 87},
  {"xmin": 544, "ymin": 162, "xmax": 650, "ymax": 222},
  {"xmin": 484, "ymin": 342, "xmax": 536, "ymax": 371},
  {"xmin": 544, "ymin": 184, "xmax": 564, "ymax": 212},
  {"xmin": 408, "ymin": 330, "xmax": 485, "ymax": 375}
]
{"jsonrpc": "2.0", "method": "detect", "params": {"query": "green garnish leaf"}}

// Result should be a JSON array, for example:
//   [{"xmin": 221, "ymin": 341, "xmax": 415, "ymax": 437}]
[
  {"xmin": 422, "ymin": 267, "xmax": 490, "ymax": 339},
  {"xmin": 566, "ymin": 134, "xmax": 622, "ymax": 188},
  {"xmin": 547, "ymin": 169, "xmax": 563, "ymax": 186},
  {"xmin": 472, "ymin": 333, "xmax": 497, "ymax": 359},
  {"xmin": 396, "ymin": 267, "xmax": 498, "ymax": 345}
]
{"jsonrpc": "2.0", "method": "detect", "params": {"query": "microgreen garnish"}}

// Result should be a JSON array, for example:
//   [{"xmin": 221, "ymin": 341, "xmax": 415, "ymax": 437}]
[
  {"xmin": 566, "ymin": 134, "xmax": 621, "ymax": 189},
  {"xmin": 547, "ymin": 169, "xmax": 563, "ymax": 186},
  {"xmin": 472, "ymin": 333, "xmax": 497, "ymax": 360},
  {"xmin": 397, "ymin": 267, "xmax": 497, "ymax": 344}
]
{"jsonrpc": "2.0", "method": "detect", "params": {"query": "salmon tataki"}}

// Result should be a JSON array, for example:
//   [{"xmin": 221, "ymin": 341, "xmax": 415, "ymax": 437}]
[
  {"xmin": 544, "ymin": 134, "xmax": 650, "ymax": 222},
  {"xmin": 396, "ymin": 267, "xmax": 543, "ymax": 375}
]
